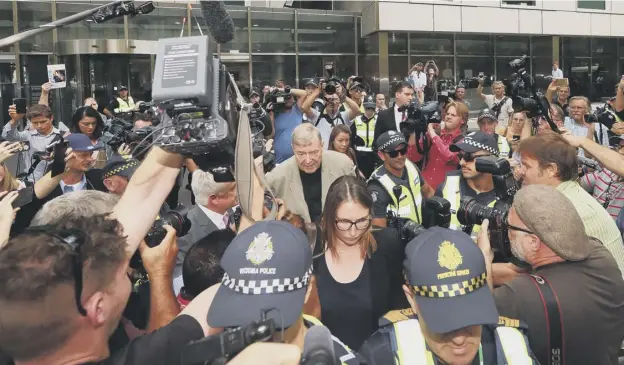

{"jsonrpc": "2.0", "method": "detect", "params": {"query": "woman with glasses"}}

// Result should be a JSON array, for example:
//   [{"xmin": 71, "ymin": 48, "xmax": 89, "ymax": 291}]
[
  {"xmin": 310, "ymin": 175, "xmax": 406, "ymax": 350},
  {"xmin": 70, "ymin": 106, "xmax": 112, "ymax": 168}
]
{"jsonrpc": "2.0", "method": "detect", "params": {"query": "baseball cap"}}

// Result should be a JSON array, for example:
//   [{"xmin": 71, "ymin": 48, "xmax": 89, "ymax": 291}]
[
  {"xmin": 477, "ymin": 109, "xmax": 498, "ymax": 123},
  {"xmin": 66, "ymin": 133, "xmax": 103, "ymax": 152},
  {"xmin": 349, "ymin": 82, "xmax": 364, "ymax": 91},
  {"xmin": 303, "ymin": 78, "xmax": 318, "ymax": 87},
  {"xmin": 376, "ymin": 130, "xmax": 407, "ymax": 152},
  {"xmin": 513, "ymin": 184, "xmax": 590, "ymax": 261},
  {"xmin": 404, "ymin": 227, "xmax": 499, "ymax": 334},
  {"xmin": 207, "ymin": 221, "xmax": 313, "ymax": 329},
  {"xmin": 249, "ymin": 89, "xmax": 261, "ymax": 98},
  {"xmin": 102, "ymin": 155, "xmax": 139, "ymax": 180},
  {"xmin": 450, "ymin": 131, "xmax": 499, "ymax": 157},
  {"xmin": 119, "ymin": 85, "xmax": 128, "ymax": 91},
  {"xmin": 363, "ymin": 95, "xmax": 376, "ymax": 110}
]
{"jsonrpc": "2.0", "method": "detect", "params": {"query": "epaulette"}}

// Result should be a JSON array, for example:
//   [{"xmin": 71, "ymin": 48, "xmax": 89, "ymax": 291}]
[
  {"xmin": 378, "ymin": 308, "xmax": 416, "ymax": 327},
  {"xmin": 495, "ymin": 316, "xmax": 528, "ymax": 330}
]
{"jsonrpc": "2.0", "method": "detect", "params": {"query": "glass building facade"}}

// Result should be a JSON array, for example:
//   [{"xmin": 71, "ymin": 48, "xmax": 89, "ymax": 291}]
[{"xmin": 1, "ymin": 1, "xmax": 623, "ymax": 125}]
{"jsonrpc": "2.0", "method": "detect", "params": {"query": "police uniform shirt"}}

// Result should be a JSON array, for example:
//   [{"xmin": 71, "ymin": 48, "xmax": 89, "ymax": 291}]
[
  {"xmin": 369, "ymin": 165, "xmax": 425, "ymax": 219},
  {"xmin": 434, "ymin": 170, "xmax": 496, "ymax": 205},
  {"xmin": 359, "ymin": 313, "xmax": 498, "ymax": 365}
]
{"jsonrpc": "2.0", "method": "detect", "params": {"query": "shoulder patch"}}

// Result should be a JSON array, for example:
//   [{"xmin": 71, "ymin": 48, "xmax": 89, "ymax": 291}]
[
  {"xmin": 497, "ymin": 316, "xmax": 521, "ymax": 328},
  {"xmin": 371, "ymin": 190, "xmax": 379, "ymax": 202},
  {"xmin": 380, "ymin": 308, "xmax": 415, "ymax": 326}
]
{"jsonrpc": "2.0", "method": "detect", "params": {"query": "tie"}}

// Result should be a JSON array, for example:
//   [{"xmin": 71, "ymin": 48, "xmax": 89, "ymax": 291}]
[
  {"xmin": 402, "ymin": 110, "xmax": 407, "ymax": 122},
  {"xmin": 222, "ymin": 213, "xmax": 230, "ymax": 228},
  {"xmin": 63, "ymin": 185, "xmax": 74, "ymax": 194}
]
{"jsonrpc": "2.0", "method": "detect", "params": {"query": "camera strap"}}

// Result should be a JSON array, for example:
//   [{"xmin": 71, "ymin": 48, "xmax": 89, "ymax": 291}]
[
  {"xmin": 492, "ymin": 97, "xmax": 509, "ymax": 118},
  {"xmin": 528, "ymin": 274, "xmax": 564, "ymax": 365}
]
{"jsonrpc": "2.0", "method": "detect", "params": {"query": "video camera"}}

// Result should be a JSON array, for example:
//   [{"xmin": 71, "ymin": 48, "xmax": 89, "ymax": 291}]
[
  {"xmin": 398, "ymin": 101, "xmax": 442, "ymax": 136},
  {"xmin": 386, "ymin": 186, "xmax": 452, "ymax": 243},
  {"xmin": 267, "ymin": 87, "xmax": 293, "ymax": 110},
  {"xmin": 456, "ymin": 156, "xmax": 518, "ymax": 259},
  {"xmin": 324, "ymin": 77, "xmax": 343, "ymax": 95},
  {"xmin": 181, "ymin": 311, "xmax": 276, "ymax": 365}
]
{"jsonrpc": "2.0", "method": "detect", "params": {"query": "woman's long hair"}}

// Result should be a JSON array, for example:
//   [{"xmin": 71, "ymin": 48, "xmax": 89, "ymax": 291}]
[
  {"xmin": 70, "ymin": 106, "xmax": 105, "ymax": 140},
  {"xmin": 320, "ymin": 175, "xmax": 377, "ymax": 260},
  {"xmin": 328, "ymin": 125, "xmax": 357, "ymax": 163},
  {"xmin": 1, "ymin": 164, "xmax": 21, "ymax": 192}
]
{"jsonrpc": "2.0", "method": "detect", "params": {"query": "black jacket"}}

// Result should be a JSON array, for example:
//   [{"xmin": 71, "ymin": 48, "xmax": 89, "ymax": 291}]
[{"xmin": 373, "ymin": 107, "xmax": 398, "ymax": 147}]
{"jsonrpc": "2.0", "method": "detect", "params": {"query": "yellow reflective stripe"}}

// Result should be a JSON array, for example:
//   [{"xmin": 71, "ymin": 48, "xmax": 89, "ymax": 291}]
[
  {"xmin": 354, "ymin": 116, "xmax": 376, "ymax": 147},
  {"xmin": 393, "ymin": 320, "xmax": 427, "ymax": 365},
  {"xmin": 609, "ymin": 110, "xmax": 623, "ymax": 123},
  {"xmin": 496, "ymin": 327, "xmax": 533, "ymax": 365},
  {"xmin": 470, "ymin": 199, "xmax": 497, "ymax": 235},
  {"xmin": 375, "ymin": 163, "xmax": 422, "ymax": 222},
  {"xmin": 442, "ymin": 176, "xmax": 461, "ymax": 230},
  {"xmin": 114, "ymin": 97, "xmax": 136, "ymax": 113}
]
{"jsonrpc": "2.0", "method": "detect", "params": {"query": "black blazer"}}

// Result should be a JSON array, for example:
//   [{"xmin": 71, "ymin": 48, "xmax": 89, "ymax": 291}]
[
  {"xmin": 373, "ymin": 107, "xmax": 398, "ymax": 146},
  {"xmin": 313, "ymin": 227, "xmax": 409, "ymax": 329}
]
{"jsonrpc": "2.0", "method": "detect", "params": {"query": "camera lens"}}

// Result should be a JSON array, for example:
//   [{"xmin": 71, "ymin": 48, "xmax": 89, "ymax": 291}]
[
  {"xmin": 325, "ymin": 84, "xmax": 336, "ymax": 94},
  {"xmin": 457, "ymin": 197, "xmax": 509, "ymax": 230}
]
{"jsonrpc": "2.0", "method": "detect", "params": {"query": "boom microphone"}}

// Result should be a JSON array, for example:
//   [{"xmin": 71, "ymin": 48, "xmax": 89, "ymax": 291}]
[
  {"xmin": 199, "ymin": 1, "xmax": 235, "ymax": 44},
  {"xmin": 301, "ymin": 326, "xmax": 337, "ymax": 365}
]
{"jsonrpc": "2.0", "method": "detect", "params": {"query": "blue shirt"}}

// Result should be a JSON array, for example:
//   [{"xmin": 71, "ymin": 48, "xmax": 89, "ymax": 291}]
[{"xmin": 274, "ymin": 105, "xmax": 303, "ymax": 163}]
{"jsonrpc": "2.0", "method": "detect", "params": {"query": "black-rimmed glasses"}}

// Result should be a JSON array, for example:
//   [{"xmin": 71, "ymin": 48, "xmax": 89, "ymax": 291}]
[
  {"xmin": 335, "ymin": 217, "xmax": 372, "ymax": 231},
  {"xmin": 507, "ymin": 224, "xmax": 533, "ymax": 235},
  {"xmin": 26, "ymin": 227, "xmax": 87, "ymax": 316}
]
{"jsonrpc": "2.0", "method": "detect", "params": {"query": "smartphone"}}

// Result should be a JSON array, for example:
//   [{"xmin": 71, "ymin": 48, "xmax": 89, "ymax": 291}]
[
  {"xmin": 512, "ymin": 135, "xmax": 521, "ymax": 142},
  {"xmin": 555, "ymin": 78, "xmax": 569, "ymax": 88},
  {"xmin": 11, "ymin": 188, "xmax": 34, "ymax": 209},
  {"xmin": 13, "ymin": 98, "xmax": 27, "ymax": 114},
  {"xmin": 50, "ymin": 137, "xmax": 67, "ymax": 177}
]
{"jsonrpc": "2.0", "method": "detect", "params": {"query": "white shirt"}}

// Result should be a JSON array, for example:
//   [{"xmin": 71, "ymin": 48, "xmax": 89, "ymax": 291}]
[
  {"xmin": 310, "ymin": 109, "xmax": 352, "ymax": 149},
  {"xmin": 483, "ymin": 95, "xmax": 514, "ymax": 126},
  {"xmin": 394, "ymin": 104, "xmax": 406, "ymax": 132},
  {"xmin": 410, "ymin": 71, "xmax": 427, "ymax": 91},
  {"xmin": 197, "ymin": 204, "xmax": 227, "ymax": 229},
  {"xmin": 59, "ymin": 174, "xmax": 87, "ymax": 194},
  {"xmin": 552, "ymin": 68, "xmax": 564, "ymax": 79}
]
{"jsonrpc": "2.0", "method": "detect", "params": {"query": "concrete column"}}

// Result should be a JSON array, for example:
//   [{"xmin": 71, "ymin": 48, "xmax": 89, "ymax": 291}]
[
  {"xmin": 378, "ymin": 31, "xmax": 389, "ymax": 98},
  {"xmin": 552, "ymin": 36, "xmax": 560, "ymax": 63}
]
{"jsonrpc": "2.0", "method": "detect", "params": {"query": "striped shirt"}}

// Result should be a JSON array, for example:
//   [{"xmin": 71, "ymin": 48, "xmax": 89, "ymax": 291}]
[
  {"xmin": 580, "ymin": 168, "xmax": 624, "ymax": 220},
  {"xmin": 557, "ymin": 181, "xmax": 624, "ymax": 277}
]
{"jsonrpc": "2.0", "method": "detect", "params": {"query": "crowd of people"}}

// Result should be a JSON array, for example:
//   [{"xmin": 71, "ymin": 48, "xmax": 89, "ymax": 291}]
[{"xmin": 0, "ymin": 58, "xmax": 624, "ymax": 365}]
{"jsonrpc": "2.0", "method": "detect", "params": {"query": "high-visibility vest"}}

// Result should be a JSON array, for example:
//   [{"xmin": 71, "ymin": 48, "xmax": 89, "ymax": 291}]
[
  {"xmin": 389, "ymin": 317, "xmax": 535, "ymax": 365},
  {"xmin": 114, "ymin": 96, "xmax": 136, "ymax": 113},
  {"xmin": 607, "ymin": 109, "xmax": 624, "ymax": 123},
  {"xmin": 354, "ymin": 115, "xmax": 376, "ymax": 151},
  {"xmin": 303, "ymin": 315, "xmax": 359, "ymax": 365},
  {"xmin": 497, "ymin": 133, "xmax": 510, "ymax": 157},
  {"xmin": 442, "ymin": 175, "xmax": 496, "ymax": 234},
  {"xmin": 369, "ymin": 161, "xmax": 423, "ymax": 223}
]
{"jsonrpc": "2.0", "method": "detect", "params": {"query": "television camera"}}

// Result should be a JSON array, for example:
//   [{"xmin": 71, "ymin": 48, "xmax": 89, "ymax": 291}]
[
  {"xmin": 398, "ymin": 101, "xmax": 442, "ymax": 155},
  {"xmin": 456, "ymin": 156, "xmax": 519, "ymax": 261}
]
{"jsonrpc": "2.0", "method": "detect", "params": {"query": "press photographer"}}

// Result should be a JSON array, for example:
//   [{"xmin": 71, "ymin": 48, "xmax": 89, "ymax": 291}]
[
  {"xmin": 477, "ymin": 185, "xmax": 624, "ymax": 365},
  {"xmin": 368, "ymin": 131, "xmax": 434, "ymax": 228},
  {"xmin": 406, "ymin": 101, "xmax": 466, "ymax": 190},
  {"xmin": 248, "ymin": 90, "xmax": 273, "ymax": 139},
  {"xmin": 436, "ymin": 132, "xmax": 499, "ymax": 238},
  {"xmin": 477, "ymin": 79, "xmax": 513, "ymax": 126}
]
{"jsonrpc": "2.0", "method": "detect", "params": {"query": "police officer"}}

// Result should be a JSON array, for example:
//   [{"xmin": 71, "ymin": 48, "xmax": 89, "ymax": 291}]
[
  {"xmin": 368, "ymin": 131, "xmax": 435, "ymax": 228},
  {"xmin": 359, "ymin": 227, "xmax": 539, "ymax": 365},
  {"xmin": 436, "ymin": 132, "xmax": 498, "ymax": 236},
  {"xmin": 476, "ymin": 109, "xmax": 510, "ymax": 157},
  {"xmin": 352, "ymin": 95, "xmax": 377, "ymax": 178},
  {"xmin": 104, "ymin": 86, "xmax": 136, "ymax": 118}
]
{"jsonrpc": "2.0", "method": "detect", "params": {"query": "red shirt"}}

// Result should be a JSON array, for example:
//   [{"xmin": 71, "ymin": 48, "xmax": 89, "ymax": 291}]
[{"xmin": 407, "ymin": 129, "xmax": 461, "ymax": 190}]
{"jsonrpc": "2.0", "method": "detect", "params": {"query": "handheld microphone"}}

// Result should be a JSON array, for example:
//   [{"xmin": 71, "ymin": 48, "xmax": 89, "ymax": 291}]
[
  {"xmin": 301, "ymin": 326, "xmax": 337, "ymax": 365},
  {"xmin": 199, "ymin": 1, "xmax": 235, "ymax": 44},
  {"xmin": 578, "ymin": 156, "xmax": 602, "ymax": 172}
]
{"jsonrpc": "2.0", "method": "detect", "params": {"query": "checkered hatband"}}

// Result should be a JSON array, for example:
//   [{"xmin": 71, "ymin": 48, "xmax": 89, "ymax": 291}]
[
  {"xmin": 222, "ymin": 266, "xmax": 313, "ymax": 295},
  {"xmin": 412, "ymin": 272, "xmax": 487, "ymax": 298},
  {"xmin": 462, "ymin": 137, "xmax": 499, "ymax": 157},
  {"xmin": 103, "ymin": 160, "xmax": 139, "ymax": 179}
]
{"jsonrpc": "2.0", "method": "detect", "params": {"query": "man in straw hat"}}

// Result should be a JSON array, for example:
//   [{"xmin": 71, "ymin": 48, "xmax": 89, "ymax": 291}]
[{"xmin": 477, "ymin": 184, "xmax": 624, "ymax": 365}]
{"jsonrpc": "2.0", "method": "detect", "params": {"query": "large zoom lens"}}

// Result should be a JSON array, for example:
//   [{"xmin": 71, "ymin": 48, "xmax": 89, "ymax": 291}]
[
  {"xmin": 456, "ymin": 197, "xmax": 508, "ymax": 230},
  {"xmin": 145, "ymin": 206, "xmax": 192, "ymax": 247}
]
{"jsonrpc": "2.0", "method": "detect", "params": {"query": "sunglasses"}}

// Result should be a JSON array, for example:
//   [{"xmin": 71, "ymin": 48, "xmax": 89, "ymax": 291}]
[
  {"xmin": 458, "ymin": 152, "xmax": 490, "ymax": 162},
  {"xmin": 25, "ymin": 227, "xmax": 87, "ymax": 316},
  {"xmin": 385, "ymin": 146, "xmax": 408, "ymax": 158}
]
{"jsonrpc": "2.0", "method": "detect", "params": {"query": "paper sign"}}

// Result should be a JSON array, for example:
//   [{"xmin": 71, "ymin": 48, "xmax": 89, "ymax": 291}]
[{"xmin": 47, "ymin": 64, "xmax": 66, "ymax": 89}]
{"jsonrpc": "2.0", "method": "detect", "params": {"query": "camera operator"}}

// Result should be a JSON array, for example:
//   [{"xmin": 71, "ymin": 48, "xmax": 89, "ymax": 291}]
[
  {"xmin": 302, "ymin": 83, "xmax": 360, "ymax": 149},
  {"xmin": 514, "ymin": 132, "xmax": 624, "ymax": 277},
  {"xmin": 267, "ymin": 124, "xmax": 355, "ymax": 223},
  {"xmin": 206, "ymin": 220, "xmax": 362, "ymax": 364},
  {"xmin": 477, "ymin": 185, "xmax": 624, "ymax": 365},
  {"xmin": 476, "ymin": 109, "xmax": 511, "ymax": 157},
  {"xmin": 477, "ymin": 79, "xmax": 513, "ymax": 126},
  {"xmin": 268, "ymin": 85, "xmax": 316, "ymax": 163},
  {"xmin": 360, "ymin": 227, "xmax": 538, "ymax": 365},
  {"xmin": 453, "ymin": 84, "xmax": 471, "ymax": 108},
  {"xmin": 248, "ymin": 90, "xmax": 273, "ymax": 138},
  {"xmin": 406, "ymin": 102, "xmax": 467, "ymax": 190},
  {"xmin": 368, "ymin": 131, "xmax": 434, "ymax": 228},
  {"xmin": 104, "ymin": 86, "xmax": 137, "ymax": 118},
  {"xmin": 352, "ymin": 95, "xmax": 378, "ymax": 178},
  {"xmin": 436, "ymin": 131, "xmax": 499, "ymax": 235},
  {"xmin": 3, "ymin": 104, "xmax": 67, "ymax": 183},
  {"xmin": 563, "ymin": 96, "xmax": 610, "ymax": 157},
  {"xmin": 374, "ymin": 81, "xmax": 414, "ymax": 143},
  {"xmin": 546, "ymin": 80, "xmax": 570, "ymax": 117}
]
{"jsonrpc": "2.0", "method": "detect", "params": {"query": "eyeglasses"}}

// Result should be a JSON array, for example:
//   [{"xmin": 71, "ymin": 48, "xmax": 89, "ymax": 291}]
[
  {"xmin": 458, "ymin": 152, "xmax": 490, "ymax": 163},
  {"xmin": 507, "ymin": 224, "xmax": 533, "ymax": 235},
  {"xmin": 25, "ymin": 227, "xmax": 87, "ymax": 316},
  {"xmin": 79, "ymin": 122, "xmax": 97, "ymax": 128},
  {"xmin": 385, "ymin": 146, "xmax": 408, "ymax": 158},
  {"xmin": 335, "ymin": 216, "xmax": 372, "ymax": 231}
]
